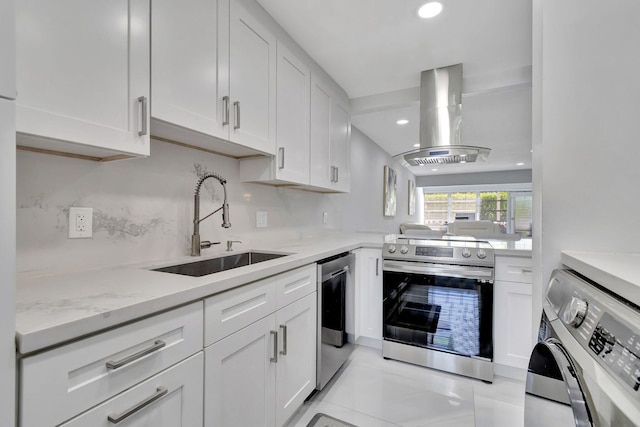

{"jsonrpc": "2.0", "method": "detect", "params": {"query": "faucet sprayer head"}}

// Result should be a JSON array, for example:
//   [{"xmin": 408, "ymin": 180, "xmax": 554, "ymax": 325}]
[{"xmin": 222, "ymin": 203, "xmax": 231, "ymax": 228}]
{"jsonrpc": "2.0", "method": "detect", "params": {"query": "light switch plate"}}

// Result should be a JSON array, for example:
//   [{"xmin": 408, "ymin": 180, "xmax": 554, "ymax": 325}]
[
  {"xmin": 256, "ymin": 211, "xmax": 268, "ymax": 228},
  {"xmin": 69, "ymin": 207, "xmax": 93, "ymax": 238}
]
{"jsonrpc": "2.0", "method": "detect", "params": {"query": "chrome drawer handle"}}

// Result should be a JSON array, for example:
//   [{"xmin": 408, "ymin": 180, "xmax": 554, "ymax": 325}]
[
  {"xmin": 233, "ymin": 101, "xmax": 241, "ymax": 130},
  {"xmin": 279, "ymin": 147, "xmax": 285, "ymax": 169},
  {"xmin": 279, "ymin": 324, "xmax": 287, "ymax": 356},
  {"xmin": 107, "ymin": 386, "xmax": 168, "ymax": 424},
  {"xmin": 138, "ymin": 96, "xmax": 148, "ymax": 136},
  {"xmin": 270, "ymin": 330, "xmax": 278, "ymax": 363},
  {"xmin": 222, "ymin": 96, "xmax": 230, "ymax": 126},
  {"xmin": 106, "ymin": 340, "xmax": 166, "ymax": 370}
]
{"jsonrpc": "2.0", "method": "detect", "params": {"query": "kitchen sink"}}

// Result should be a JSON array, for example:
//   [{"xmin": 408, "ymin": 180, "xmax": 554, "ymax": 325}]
[{"xmin": 152, "ymin": 251, "xmax": 289, "ymax": 277}]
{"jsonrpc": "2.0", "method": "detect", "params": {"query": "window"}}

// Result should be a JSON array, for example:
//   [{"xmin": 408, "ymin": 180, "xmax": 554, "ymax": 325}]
[{"xmin": 423, "ymin": 190, "xmax": 532, "ymax": 236}]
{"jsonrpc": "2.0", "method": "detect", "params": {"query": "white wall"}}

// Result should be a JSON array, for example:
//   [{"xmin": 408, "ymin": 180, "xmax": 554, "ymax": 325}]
[
  {"xmin": 533, "ymin": 0, "xmax": 640, "ymax": 313},
  {"xmin": 17, "ymin": 132, "xmax": 414, "ymax": 273},
  {"xmin": 342, "ymin": 127, "xmax": 418, "ymax": 233}
]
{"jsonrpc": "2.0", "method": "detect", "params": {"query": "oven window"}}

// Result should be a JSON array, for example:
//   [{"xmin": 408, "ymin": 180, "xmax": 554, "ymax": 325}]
[{"xmin": 383, "ymin": 271, "xmax": 493, "ymax": 359}]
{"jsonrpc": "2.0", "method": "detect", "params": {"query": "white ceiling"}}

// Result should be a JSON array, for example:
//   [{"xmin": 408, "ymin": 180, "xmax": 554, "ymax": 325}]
[{"xmin": 257, "ymin": 0, "xmax": 533, "ymax": 176}]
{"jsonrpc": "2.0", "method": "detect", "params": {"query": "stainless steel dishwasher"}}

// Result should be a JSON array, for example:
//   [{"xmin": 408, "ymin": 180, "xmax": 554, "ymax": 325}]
[{"xmin": 316, "ymin": 252, "xmax": 355, "ymax": 390}]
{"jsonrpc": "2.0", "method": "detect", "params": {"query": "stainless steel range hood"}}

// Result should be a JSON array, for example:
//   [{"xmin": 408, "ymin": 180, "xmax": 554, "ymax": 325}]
[{"xmin": 402, "ymin": 64, "xmax": 490, "ymax": 166}]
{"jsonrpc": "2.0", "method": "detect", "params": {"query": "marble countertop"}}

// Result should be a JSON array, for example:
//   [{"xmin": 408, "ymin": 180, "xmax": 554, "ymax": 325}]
[
  {"xmin": 486, "ymin": 238, "xmax": 532, "ymax": 256},
  {"xmin": 16, "ymin": 232, "xmax": 386, "ymax": 355},
  {"xmin": 562, "ymin": 251, "xmax": 640, "ymax": 307},
  {"xmin": 16, "ymin": 232, "xmax": 532, "ymax": 355}
]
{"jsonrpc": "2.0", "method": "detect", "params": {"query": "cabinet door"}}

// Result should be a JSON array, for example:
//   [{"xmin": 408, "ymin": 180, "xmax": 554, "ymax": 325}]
[
  {"xmin": 330, "ymin": 99, "xmax": 351, "ymax": 192},
  {"xmin": 205, "ymin": 315, "xmax": 276, "ymax": 427},
  {"xmin": 309, "ymin": 74, "xmax": 332, "ymax": 188},
  {"xmin": 275, "ymin": 42, "xmax": 310, "ymax": 184},
  {"xmin": 355, "ymin": 248, "xmax": 383, "ymax": 342},
  {"xmin": 60, "ymin": 353, "xmax": 203, "ymax": 427},
  {"xmin": 0, "ymin": 0, "xmax": 15, "ymax": 99},
  {"xmin": 275, "ymin": 293, "xmax": 317, "ymax": 427},
  {"xmin": 15, "ymin": 0, "xmax": 150, "ymax": 157},
  {"xmin": 228, "ymin": 0, "xmax": 276, "ymax": 154},
  {"xmin": 151, "ymin": 0, "xmax": 227, "ymax": 140},
  {"xmin": 494, "ymin": 280, "xmax": 533, "ymax": 370}
]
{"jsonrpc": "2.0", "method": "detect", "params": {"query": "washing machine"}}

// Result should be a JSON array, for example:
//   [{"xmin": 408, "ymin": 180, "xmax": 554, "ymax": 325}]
[{"xmin": 525, "ymin": 269, "xmax": 640, "ymax": 427}]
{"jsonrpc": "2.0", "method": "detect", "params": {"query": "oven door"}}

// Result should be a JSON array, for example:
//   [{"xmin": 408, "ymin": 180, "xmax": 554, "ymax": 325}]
[{"xmin": 382, "ymin": 260, "xmax": 493, "ymax": 360}]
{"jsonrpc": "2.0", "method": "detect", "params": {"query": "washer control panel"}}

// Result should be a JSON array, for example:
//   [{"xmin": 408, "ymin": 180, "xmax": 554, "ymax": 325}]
[
  {"xmin": 547, "ymin": 269, "xmax": 640, "ymax": 400},
  {"xmin": 589, "ymin": 313, "xmax": 640, "ymax": 394}
]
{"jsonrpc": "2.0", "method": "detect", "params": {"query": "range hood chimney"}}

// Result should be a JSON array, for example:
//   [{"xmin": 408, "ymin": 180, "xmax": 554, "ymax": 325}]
[{"xmin": 402, "ymin": 64, "xmax": 490, "ymax": 166}]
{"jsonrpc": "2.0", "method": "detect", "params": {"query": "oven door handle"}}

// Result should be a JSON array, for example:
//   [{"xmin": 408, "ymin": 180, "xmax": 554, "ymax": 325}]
[{"xmin": 383, "ymin": 261, "xmax": 494, "ymax": 281}]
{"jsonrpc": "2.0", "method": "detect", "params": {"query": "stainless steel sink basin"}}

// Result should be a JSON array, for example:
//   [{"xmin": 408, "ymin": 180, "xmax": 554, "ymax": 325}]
[{"xmin": 152, "ymin": 251, "xmax": 288, "ymax": 277}]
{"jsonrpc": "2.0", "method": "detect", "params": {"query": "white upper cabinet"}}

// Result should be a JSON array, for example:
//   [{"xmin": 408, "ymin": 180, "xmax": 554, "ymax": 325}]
[
  {"xmin": 309, "ymin": 74, "xmax": 333, "ymax": 189},
  {"xmin": 330, "ymin": 99, "xmax": 351, "ymax": 192},
  {"xmin": 15, "ymin": 0, "xmax": 150, "ymax": 159},
  {"xmin": 238, "ymin": 41, "xmax": 310, "ymax": 185},
  {"xmin": 309, "ymin": 73, "xmax": 351, "ymax": 193},
  {"xmin": 0, "ymin": 0, "xmax": 15, "ymax": 99},
  {"xmin": 152, "ymin": 0, "xmax": 276, "ymax": 157},
  {"xmin": 151, "ymin": 0, "xmax": 227, "ymax": 142},
  {"xmin": 227, "ymin": 0, "xmax": 277, "ymax": 154}
]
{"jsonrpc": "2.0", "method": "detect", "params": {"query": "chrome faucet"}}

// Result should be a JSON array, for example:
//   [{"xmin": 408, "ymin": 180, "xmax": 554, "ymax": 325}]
[{"xmin": 191, "ymin": 172, "xmax": 231, "ymax": 256}]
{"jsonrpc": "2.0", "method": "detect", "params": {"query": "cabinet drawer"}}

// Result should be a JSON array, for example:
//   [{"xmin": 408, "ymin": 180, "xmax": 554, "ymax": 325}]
[
  {"xmin": 205, "ymin": 277, "xmax": 277, "ymax": 346},
  {"xmin": 60, "ymin": 352, "xmax": 203, "ymax": 427},
  {"xmin": 275, "ymin": 264, "xmax": 317, "ymax": 309},
  {"xmin": 20, "ymin": 301, "xmax": 203, "ymax": 427},
  {"xmin": 495, "ymin": 256, "xmax": 533, "ymax": 283}
]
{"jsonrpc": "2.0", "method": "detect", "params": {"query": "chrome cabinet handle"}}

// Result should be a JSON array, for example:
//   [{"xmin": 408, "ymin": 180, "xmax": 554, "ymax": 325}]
[
  {"xmin": 222, "ymin": 96, "xmax": 230, "ymax": 126},
  {"xmin": 270, "ymin": 330, "xmax": 278, "ymax": 362},
  {"xmin": 233, "ymin": 101, "xmax": 241, "ymax": 130},
  {"xmin": 330, "ymin": 166, "xmax": 336, "ymax": 182},
  {"xmin": 279, "ymin": 324, "xmax": 287, "ymax": 356},
  {"xmin": 278, "ymin": 147, "xmax": 285, "ymax": 169},
  {"xmin": 137, "ymin": 96, "xmax": 148, "ymax": 136},
  {"xmin": 376, "ymin": 258, "xmax": 379, "ymax": 276},
  {"xmin": 107, "ymin": 386, "xmax": 168, "ymax": 424},
  {"xmin": 106, "ymin": 340, "xmax": 166, "ymax": 370},
  {"xmin": 334, "ymin": 167, "xmax": 339, "ymax": 183}
]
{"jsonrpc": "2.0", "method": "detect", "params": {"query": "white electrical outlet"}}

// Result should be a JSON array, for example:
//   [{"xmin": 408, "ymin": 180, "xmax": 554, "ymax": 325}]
[
  {"xmin": 256, "ymin": 211, "xmax": 268, "ymax": 228},
  {"xmin": 69, "ymin": 207, "xmax": 93, "ymax": 238},
  {"xmin": 322, "ymin": 212, "xmax": 328, "ymax": 224}
]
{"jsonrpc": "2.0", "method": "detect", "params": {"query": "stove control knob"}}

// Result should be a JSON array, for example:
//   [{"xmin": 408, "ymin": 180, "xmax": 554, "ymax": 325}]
[
  {"xmin": 400, "ymin": 245, "xmax": 409, "ymax": 254},
  {"xmin": 461, "ymin": 248, "xmax": 472, "ymax": 258},
  {"xmin": 477, "ymin": 249, "xmax": 487, "ymax": 259},
  {"xmin": 387, "ymin": 245, "xmax": 396, "ymax": 254},
  {"xmin": 563, "ymin": 297, "xmax": 588, "ymax": 328}
]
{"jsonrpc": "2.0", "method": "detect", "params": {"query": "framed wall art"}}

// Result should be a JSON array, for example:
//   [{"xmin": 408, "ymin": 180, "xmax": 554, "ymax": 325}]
[
  {"xmin": 408, "ymin": 179, "xmax": 416, "ymax": 215},
  {"xmin": 383, "ymin": 165, "xmax": 397, "ymax": 217}
]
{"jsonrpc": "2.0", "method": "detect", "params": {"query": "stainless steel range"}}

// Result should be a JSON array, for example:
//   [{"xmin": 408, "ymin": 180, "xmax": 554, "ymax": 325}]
[{"xmin": 382, "ymin": 236, "xmax": 495, "ymax": 382}]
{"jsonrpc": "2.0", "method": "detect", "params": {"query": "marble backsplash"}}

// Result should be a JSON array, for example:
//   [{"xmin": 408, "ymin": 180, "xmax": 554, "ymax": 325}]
[{"xmin": 17, "ymin": 129, "xmax": 417, "ymax": 274}]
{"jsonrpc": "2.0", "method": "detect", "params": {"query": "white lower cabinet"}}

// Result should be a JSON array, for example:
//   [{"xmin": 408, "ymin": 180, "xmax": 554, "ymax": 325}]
[
  {"xmin": 493, "ymin": 255, "xmax": 533, "ymax": 377},
  {"xmin": 204, "ymin": 266, "xmax": 317, "ymax": 427},
  {"xmin": 354, "ymin": 248, "xmax": 383, "ymax": 345},
  {"xmin": 274, "ymin": 293, "xmax": 317, "ymax": 427},
  {"xmin": 205, "ymin": 315, "xmax": 276, "ymax": 427},
  {"xmin": 60, "ymin": 353, "xmax": 203, "ymax": 427},
  {"xmin": 19, "ymin": 301, "xmax": 203, "ymax": 427}
]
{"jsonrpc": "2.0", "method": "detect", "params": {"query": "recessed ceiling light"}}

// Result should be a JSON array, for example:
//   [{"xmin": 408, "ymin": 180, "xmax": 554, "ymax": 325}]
[
  {"xmin": 396, "ymin": 119, "xmax": 409, "ymax": 125},
  {"xmin": 516, "ymin": 162, "xmax": 525, "ymax": 166},
  {"xmin": 413, "ymin": 143, "xmax": 420, "ymax": 148},
  {"xmin": 460, "ymin": 160, "xmax": 467, "ymax": 164},
  {"xmin": 431, "ymin": 168, "xmax": 438, "ymax": 172},
  {"xmin": 417, "ymin": 1, "xmax": 443, "ymax": 18}
]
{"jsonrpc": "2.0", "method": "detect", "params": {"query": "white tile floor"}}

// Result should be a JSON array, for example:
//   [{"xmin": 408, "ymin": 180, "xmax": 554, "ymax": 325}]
[{"xmin": 286, "ymin": 346, "xmax": 525, "ymax": 427}]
